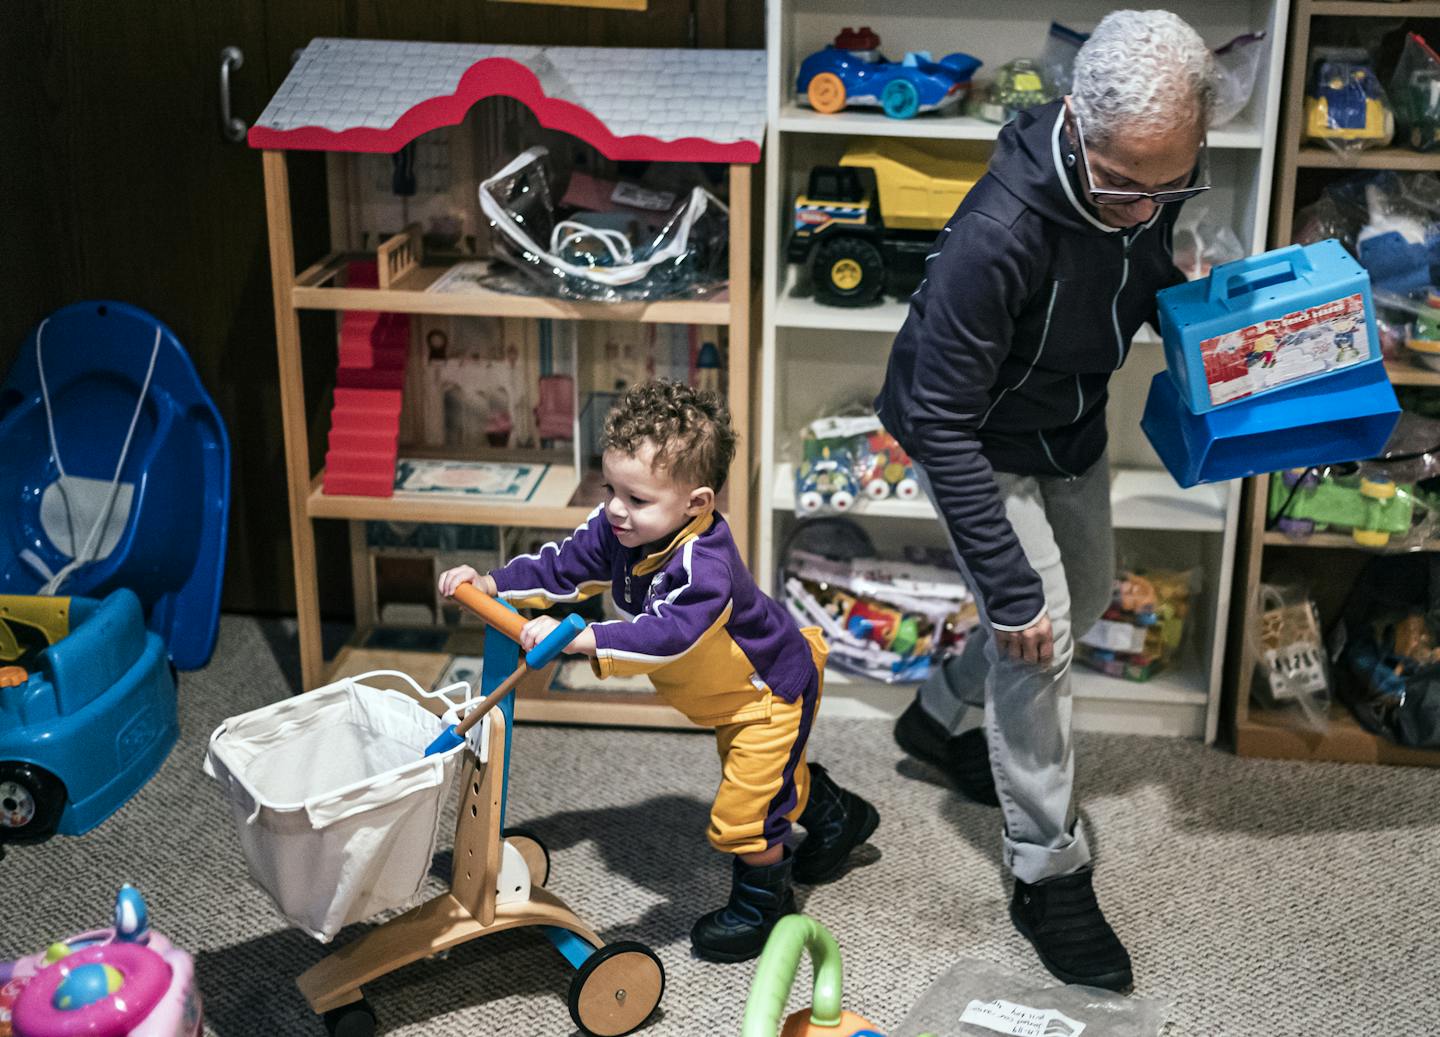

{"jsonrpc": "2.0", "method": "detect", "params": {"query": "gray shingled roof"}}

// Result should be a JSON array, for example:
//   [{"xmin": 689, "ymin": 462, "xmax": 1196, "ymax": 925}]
[{"xmin": 255, "ymin": 38, "xmax": 765, "ymax": 149}]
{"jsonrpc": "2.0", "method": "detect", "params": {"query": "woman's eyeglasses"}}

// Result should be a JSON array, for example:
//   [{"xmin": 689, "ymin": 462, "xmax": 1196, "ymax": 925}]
[{"xmin": 1072, "ymin": 108, "xmax": 1211, "ymax": 207}]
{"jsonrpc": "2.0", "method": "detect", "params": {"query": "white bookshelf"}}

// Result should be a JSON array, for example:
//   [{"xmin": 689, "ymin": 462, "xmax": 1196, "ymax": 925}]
[{"xmin": 759, "ymin": 0, "xmax": 1289, "ymax": 741}]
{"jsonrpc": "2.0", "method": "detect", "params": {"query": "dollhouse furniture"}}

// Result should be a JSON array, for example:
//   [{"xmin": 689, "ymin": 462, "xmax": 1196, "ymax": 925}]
[{"xmin": 252, "ymin": 39, "xmax": 762, "ymax": 725}]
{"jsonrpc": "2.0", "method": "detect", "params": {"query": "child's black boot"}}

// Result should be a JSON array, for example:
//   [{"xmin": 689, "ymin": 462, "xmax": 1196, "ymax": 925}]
[
  {"xmin": 689, "ymin": 852, "xmax": 796, "ymax": 963},
  {"xmin": 793, "ymin": 762, "xmax": 880, "ymax": 884}
]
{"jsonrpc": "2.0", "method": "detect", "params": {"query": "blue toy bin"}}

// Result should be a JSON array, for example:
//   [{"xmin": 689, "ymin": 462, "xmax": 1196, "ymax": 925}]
[
  {"xmin": 1141, "ymin": 362, "xmax": 1400, "ymax": 488},
  {"xmin": 1157, "ymin": 240, "xmax": 1382, "ymax": 414}
]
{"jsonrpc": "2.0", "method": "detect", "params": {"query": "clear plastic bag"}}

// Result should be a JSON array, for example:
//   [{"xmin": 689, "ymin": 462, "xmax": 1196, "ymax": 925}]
[
  {"xmin": 1304, "ymin": 48, "xmax": 1395, "ymax": 153},
  {"xmin": 1390, "ymin": 32, "xmax": 1440, "ymax": 151},
  {"xmin": 1250, "ymin": 584, "xmax": 1331, "ymax": 729},
  {"xmin": 1172, "ymin": 208, "xmax": 1246, "ymax": 281},
  {"xmin": 1211, "ymin": 32, "xmax": 1269, "ymax": 127},
  {"xmin": 895, "ymin": 958, "xmax": 1170, "ymax": 1037},
  {"xmin": 478, "ymin": 146, "xmax": 728, "ymax": 302},
  {"xmin": 1037, "ymin": 21, "xmax": 1087, "ymax": 95},
  {"xmin": 1076, "ymin": 567, "xmax": 1199, "ymax": 682}
]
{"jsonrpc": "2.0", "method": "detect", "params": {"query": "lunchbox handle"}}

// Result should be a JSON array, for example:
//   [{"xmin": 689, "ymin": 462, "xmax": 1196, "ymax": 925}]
[{"xmin": 1207, "ymin": 244, "xmax": 1314, "ymax": 306}]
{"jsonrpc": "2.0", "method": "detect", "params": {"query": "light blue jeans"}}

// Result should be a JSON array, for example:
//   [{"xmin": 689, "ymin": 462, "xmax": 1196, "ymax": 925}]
[{"xmin": 915, "ymin": 454, "xmax": 1114, "ymax": 883}]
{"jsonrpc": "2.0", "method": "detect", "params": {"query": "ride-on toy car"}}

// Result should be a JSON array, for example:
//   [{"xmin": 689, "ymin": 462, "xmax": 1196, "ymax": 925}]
[
  {"xmin": 0, "ymin": 589, "xmax": 176, "ymax": 854},
  {"xmin": 796, "ymin": 27, "xmax": 981, "ymax": 120},
  {"xmin": 1268, "ymin": 467, "xmax": 1433, "ymax": 546},
  {"xmin": 789, "ymin": 140, "xmax": 985, "ymax": 305}
]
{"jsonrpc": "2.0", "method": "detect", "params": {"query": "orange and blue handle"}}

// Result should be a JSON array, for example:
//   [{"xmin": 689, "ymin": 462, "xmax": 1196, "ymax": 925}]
[{"xmin": 423, "ymin": 586, "xmax": 585, "ymax": 757}]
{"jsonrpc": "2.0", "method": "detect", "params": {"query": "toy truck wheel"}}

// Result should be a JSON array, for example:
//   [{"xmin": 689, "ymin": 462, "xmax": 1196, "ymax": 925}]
[
  {"xmin": 812, "ymin": 237, "xmax": 884, "ymax": 307},
  {"xmin": 502, "ymin": 826, "xmax": 550, "ymax": 886},
  {"xmin": 323, "ymin": 997, "xmax": 377, "ymax": 1037},
  {"xmin": 863, "ymin": 478, "xmax": 891, "ymax": 500},
  {"xmin": 569, "ymin": 942, "xmax": 665, "ymax": 1037},
  {"xmin": 829, "ymin": 489, "xmax": 856, "ymax": 512},
  {"xmin": 1274, "ymin": 517, "xmax": 1315, "ymax": 539},
  {"xmin": 1360, "ymin": 478, "xmax": 1397, "ymax": 500},
  {"xmin": 893, "ymin": 477, "xmax": 920, "ymax": 500},
  {"xmin": 797, "ymin": 489, "xmax": 824, "ymax": 514},
  {"xmin": 806, "ymin": 72, "xmax": 847, "ymax": 114},
  {"xmin": 882, "ymin": 79, "xmax": 921, "ymax": 119},
  {"xmin": 1353, "ymin": 528, "xmax": 1391, "ymax": 547},
  {"xmin": 0, "ymin": 762, "xmax": 67, "ymax": 844}
]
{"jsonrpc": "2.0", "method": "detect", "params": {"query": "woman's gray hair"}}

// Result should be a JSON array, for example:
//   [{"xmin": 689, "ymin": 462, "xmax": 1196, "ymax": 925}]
[{"xmin": 1071, "ymin": 10, "xmax": 1214, "ymax": 148}]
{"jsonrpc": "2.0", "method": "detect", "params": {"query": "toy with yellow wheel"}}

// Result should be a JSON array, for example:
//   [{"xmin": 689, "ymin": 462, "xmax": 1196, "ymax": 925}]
[{"xmin": 1268, "ymin": 468, "xmax": 1426, "ymax": 546}]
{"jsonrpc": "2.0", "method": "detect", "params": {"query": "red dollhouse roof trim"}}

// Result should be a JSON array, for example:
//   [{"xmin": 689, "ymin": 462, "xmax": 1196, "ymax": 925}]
[{"xmin": 248, "ymin": 56, "xmax": 761, "ymax": 164}]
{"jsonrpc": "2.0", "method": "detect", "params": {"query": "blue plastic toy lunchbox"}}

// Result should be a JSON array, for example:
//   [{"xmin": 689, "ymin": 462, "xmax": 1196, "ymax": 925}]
[{"xmin": 1157, "ymin": 240, "xmax": 1381, "ymax": 414}]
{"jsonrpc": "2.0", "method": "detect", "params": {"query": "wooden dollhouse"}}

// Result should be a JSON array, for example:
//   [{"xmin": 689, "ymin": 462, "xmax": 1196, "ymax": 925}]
[{"xmin": 253, "ymin": 38, "xmax": 763, "ymax": 725}]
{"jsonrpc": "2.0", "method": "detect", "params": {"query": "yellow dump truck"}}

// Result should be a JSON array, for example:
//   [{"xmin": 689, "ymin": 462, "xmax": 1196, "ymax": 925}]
[{"xmin": 788, "ymin": 140, "xmax": 986, "ymax": 306}]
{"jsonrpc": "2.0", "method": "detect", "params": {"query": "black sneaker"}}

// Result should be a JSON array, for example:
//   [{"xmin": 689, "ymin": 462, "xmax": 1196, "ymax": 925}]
[
  {"xmin": 893, "ymin": 700, "xmax": 999, "ymax": 807},
  {"xmin": 690, "ymin": 852, "xmax": 796, "ymax": 963},
  {"xmin": 793, "ymin": 763, "xmax": 879, "ymax": 884},
  {"xmin": 1010, "ymin": 870, "xmax": 1133, "ymax": 992}
]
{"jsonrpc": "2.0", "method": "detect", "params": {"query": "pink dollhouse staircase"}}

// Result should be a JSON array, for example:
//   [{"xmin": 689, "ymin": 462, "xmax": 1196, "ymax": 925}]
[{"xmin": 322, "ymin": 262, "xmax": 407, "ymax": 497}]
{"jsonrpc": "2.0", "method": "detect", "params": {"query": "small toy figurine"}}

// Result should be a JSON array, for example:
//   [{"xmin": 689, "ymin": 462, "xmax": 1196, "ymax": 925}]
[
  {"xmin": 1305, "ymin": 58, "xmax": 1394, "ymax": 145},
  {"xmin": 2, "ymin": 885, "xmax": 201, "ymax": 1037},
  {"xmin": 796, "ymin": 448, "xmax": 860, "ymax": 513},
  {"xmin": 796, "ymin": 27, "xmax": 981, "ymax": 120}
]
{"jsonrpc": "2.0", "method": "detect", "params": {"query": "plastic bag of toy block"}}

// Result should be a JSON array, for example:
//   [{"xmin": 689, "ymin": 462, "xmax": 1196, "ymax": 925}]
[
  {"xmin": 1248, "ymin": 584, "xmax": 1331, "ymax": 732},
  {"xmin": 1304, "ymin": 48, "xmax": 1395, "ymax": 154},
  {"xmin": 894, "ymin": 957, "xmax": 1170, "ymax": 1037},
  {"xmin": 1076, "ymin": 568, "xmax": 1199, "ymax": 682},
  {"xmin": 1389, "ymin": 33, "xmax": 1440, "ymax": 152}
]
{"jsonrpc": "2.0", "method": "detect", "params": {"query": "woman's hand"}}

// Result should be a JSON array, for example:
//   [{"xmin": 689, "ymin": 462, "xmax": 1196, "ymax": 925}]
[
  {"xmin": 437, "ymin": 566, "xmax": 496, "ymax": 598},
  {"xmin": 995, "ymin": 613, "xmax": 1054, "ymax": 667},
  {"xmin": 520, "ymin": 616, "xmax": 597, "ymax": 657}
]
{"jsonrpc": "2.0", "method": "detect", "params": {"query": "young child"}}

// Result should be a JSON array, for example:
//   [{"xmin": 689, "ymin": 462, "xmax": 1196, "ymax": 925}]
[{"xmin": 438, "ymin": 380, "xmax": 879, "ymax": 963}]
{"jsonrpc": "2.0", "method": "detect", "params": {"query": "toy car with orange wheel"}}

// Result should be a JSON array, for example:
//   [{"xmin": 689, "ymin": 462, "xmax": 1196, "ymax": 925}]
[{"xmin": 797, "ymin": 27, "xmax": 980, "ymax": 120}]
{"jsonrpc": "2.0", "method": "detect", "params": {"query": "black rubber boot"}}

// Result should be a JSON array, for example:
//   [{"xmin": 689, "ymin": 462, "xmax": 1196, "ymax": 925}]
[
  {"xmin": 893, "ymin": 699, "xmax": 999, "ymax": 807},
  {"xmin": 793, "ymin": 763, "xmax": 880, "ymax": 884},
  {"xmin": 690, "ymin": 852, "xmax": 797, "ymax": 963},
  {"xmin": 1010, "ymin": 869, "xmax": 1134, "ymax": 992}
]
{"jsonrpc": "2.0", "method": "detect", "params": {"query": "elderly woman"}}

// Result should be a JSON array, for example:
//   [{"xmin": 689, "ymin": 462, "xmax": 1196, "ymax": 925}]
[{"xmin": 877, "ymin": 10, "xmax": 1214, "ymax": 991}]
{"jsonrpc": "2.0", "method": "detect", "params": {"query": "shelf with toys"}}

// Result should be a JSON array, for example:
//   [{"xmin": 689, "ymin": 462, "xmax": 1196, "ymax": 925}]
[
  {"xmin": 255, "ymin": 38, "xmax": 763, "ymax": 730},
  {"xmin": 758, "ymin": 0, "xmax": 1288, "ymax": 741},
  {"xmin": 1227, "ymin": 0, "xmax": 1440, "ymax": 766}
]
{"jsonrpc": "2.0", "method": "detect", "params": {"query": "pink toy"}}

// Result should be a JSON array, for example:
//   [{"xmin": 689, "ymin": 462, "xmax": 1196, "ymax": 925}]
[{"xmin": 1, "ymin": 886, "xmax": 200, "ymax": 1037}]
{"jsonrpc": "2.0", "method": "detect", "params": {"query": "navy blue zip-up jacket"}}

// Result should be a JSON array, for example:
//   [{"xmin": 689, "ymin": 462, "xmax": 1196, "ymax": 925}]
[{"xmin": 875, "ymin": 101, "xmax": 1185, "ymax": 630}]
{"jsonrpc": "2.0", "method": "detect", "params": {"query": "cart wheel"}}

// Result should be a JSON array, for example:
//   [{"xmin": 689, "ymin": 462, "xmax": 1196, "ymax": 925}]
[
  {"xmin": 812, "ymin": 236, "xmax": 884, "ymax": 307},
  {"xmin": 807, "ymin": 72, "xmax": 846, "ymax": 114},
  {"xmin": 502, "ymin": 826, "xmax": 550, "ymax": 886},
  {"xmin": 0, "ymin": 761, "xmax": 67, "ymax": 845},
  {"xmin": 568, "ymin": 942, "xmax": 665, "ymax": 1037},
  {"xmin": 323, "ymin": 997, "xmax": 377, "ymax": 1037},
  {"xmin": 1275, "ymin": 516, "xmax": 1314, "ymax": 539},
  {"xmin": 882, "ymin": 79, "xmax": 921, "ymax": 119},
  {"xmin": 1353, "ymin": 528, "xmax": 1391, "ymax": 547}
]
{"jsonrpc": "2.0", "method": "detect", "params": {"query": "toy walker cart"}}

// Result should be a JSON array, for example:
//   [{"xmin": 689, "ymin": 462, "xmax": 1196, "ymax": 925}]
[{"xmin": 207, "ymin": 587, "xmax": 663, "ymax": 1037}]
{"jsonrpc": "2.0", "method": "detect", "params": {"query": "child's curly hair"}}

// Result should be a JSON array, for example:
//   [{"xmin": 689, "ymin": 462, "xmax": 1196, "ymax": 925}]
[{"xmin": 602, "ymin": 380, "xmax": 736, "ymax": 490}]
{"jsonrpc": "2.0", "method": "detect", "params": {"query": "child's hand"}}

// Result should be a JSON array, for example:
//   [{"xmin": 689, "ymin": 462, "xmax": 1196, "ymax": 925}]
[
  {"xmin": 519, "ymin": 617, "xmax": 597, "ymax": 657},
  {"xmin": 520, "ymin": 615, "xmax": 560, "ymax": 651},
  {"xmin": 438, "ymin": 566, "xmax": 496, "ymax": 598}
]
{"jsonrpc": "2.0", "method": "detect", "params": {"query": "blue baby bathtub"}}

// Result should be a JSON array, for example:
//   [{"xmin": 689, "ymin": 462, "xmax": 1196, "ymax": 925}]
[{"xmin": 0, "ymin": 302, "xmax": 230, "ymax": 670}]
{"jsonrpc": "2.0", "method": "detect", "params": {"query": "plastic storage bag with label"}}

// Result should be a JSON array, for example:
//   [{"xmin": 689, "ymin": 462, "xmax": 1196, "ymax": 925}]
[
  {"xmin": 895, "ymin": 958, "xmax": 1170, "ymax": 1037},
  {"xmin": 1250, "ymin": 584, "xmax": 1331, "ymax": 730}
]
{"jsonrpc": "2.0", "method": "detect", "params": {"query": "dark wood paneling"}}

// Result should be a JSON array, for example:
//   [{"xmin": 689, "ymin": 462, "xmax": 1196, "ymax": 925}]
[{"xmin": 2, "ymin": 0, "xmax": 761, "ymax": 618}]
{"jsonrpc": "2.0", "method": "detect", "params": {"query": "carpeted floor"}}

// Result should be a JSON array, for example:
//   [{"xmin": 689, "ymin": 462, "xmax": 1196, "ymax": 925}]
[{"xmin": 4, "ymin": 615, "xmax": 1439, "ymax": 1036}]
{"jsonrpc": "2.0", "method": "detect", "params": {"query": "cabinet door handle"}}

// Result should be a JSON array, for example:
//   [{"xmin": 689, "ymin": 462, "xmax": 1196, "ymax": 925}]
[{"xmin": 219, "ymin": 46, "xmax": 247, "ymax": 143}]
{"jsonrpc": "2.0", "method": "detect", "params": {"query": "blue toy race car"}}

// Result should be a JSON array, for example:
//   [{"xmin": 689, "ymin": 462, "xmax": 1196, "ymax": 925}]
[
  {"xmin": 0, "ymin": 589, "xmax": 176, "ymax": 853},
  {"xmin": 797, "ymin": 26, "xmax": 981, "ymax": 120}
]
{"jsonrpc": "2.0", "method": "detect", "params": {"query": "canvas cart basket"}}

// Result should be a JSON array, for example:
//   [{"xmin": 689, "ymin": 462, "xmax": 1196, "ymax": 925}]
[{"xmin": 204, "ymin": 671, "xmax": 486, "ymax": 942}]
